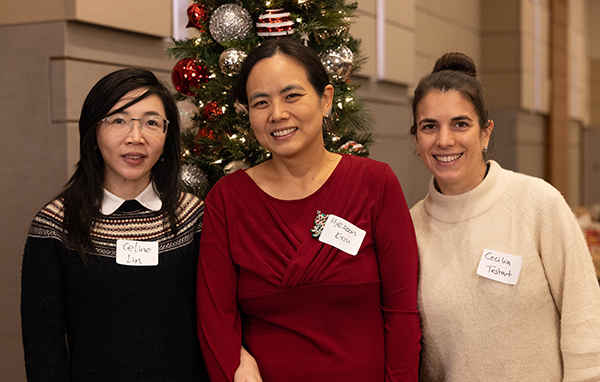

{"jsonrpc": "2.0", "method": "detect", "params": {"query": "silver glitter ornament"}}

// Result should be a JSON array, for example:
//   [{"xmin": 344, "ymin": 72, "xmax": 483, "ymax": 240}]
[
  {"xmin": 219, "ymin": 47, "xmax": 247, "ymax": 76},
  {"xmin": 179, "ymin": 164, "xmax": 210, "ymax": 198},
  {"xmin": 320, "ymin": 45, "xmax": 354, "ymax": 81},
  {"xmin": 209, "ymin": 3, "xmax": 253, "ymax": 44}
]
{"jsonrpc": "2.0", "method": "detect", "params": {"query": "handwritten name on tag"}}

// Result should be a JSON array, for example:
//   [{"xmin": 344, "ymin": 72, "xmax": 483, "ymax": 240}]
[
  {"xmin": 319, "ymin": 214, "xmax": 366, "ymax": 256},
  {"xmin": 116, "ymin": 239, "xmax": 159, "ymax": 266},
  {"xmin": 476, "ymin": 249, "xmax": 522, "ymax": 285}
]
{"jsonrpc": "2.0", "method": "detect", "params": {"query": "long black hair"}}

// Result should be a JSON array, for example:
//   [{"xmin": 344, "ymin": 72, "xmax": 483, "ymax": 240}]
[{"xmin": 57, "ymin": 68, "xmax": 181, "ymax": 263}]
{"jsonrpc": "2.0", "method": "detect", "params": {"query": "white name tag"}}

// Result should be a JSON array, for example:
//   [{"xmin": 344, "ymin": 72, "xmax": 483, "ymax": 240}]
[
  {"xmin": 477, "ymin": 249, "xmax": 522, "ymax": 285},
  {"xmin": 319, "ymin": 214, "xmax": 366, "ymax": 256},
  {"xmin": 116, "ymin": 239, "xmax": 159, "ymax": 266}
]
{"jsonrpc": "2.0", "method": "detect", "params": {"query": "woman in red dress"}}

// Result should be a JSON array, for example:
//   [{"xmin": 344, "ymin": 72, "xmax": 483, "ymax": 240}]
[{"xmin": 197, "ymin": 38, "xmax": 421, "ymax": 382}]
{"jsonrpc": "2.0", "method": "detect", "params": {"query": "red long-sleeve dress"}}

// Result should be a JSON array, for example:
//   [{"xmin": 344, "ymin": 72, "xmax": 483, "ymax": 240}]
[{"xmin": 197, "ymin": 155, "xmax": 420, "ymax": 381}]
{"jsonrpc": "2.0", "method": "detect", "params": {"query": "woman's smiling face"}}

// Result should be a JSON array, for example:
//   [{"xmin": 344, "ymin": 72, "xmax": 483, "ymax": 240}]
[
  {"xmin": 415, "ymin": 89, "xmax": 493, "ymax": 195},
  {"xmin": 245, "ymin": 53, "xmax": 333, "ymax": 160}
]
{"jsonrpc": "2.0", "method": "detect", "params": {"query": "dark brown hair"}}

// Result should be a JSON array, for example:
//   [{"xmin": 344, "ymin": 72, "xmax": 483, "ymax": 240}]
[
  {"xmin": 411, "ymin": 52, "xmax": 490, "ymax": 135},
  {"xmin": 233, "ymin": 38, "xmax": 330, "ymax": 105}
]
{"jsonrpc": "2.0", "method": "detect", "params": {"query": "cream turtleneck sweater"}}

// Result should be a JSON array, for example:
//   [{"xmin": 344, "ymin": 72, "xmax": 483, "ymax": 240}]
[{"xmin": 410, "ymin": 160, "xmax": 600, "ymax": 381}]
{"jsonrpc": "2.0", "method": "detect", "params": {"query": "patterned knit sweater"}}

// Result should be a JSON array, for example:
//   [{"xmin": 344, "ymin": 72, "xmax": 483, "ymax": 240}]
[
  {"xmin": 411, "ymin": 160, "xmax": 600, "ymax": 382},
  {"xmin": 21, "ymin": 192, "xmax": 209, "ymax": 382}
]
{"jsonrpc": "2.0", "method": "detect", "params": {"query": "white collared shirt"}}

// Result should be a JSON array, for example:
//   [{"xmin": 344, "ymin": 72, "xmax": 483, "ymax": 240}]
[{"xmin": 100, "ymin": 182, "xmax": 162, "ymax": 215}]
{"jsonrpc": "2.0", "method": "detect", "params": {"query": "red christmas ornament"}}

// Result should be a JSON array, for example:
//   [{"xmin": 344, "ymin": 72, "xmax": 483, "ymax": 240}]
[
  {"xmin": 256, "ymin": 9, "xmax": 294, "ymax": 37},
  {"xmin": 202, "ymin": 101, "xmax": 224, "ymax": 120},
  {"xmin": 194, "ymin": 127, "xmax": 216, "ymax": 155},
  {"xmin": 186, "ymin": 4, "xmax": 209, "ymax": 32},
  {"xmin": 171, "ymin": 58, "xmax": 211, "ymax": 97}
]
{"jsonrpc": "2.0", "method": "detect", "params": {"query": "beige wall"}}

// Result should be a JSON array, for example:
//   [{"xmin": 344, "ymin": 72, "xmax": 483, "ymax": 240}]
[
  {"xmin": 1, "ymin": 0, "xmax": 171, "ymax": 37},
  {"xmin": 354, "ymin": 0, "xmax": 430, "ymax": 206},
  {"xmin": 567, "ymin": 0, "xmax": 588, "ymax": 205},
  {"xmin": 415, "ymin": 0, "xmax": 481, "ymax": 84},
  {"xmin": 477, "ymin": 0, "xmax": 597, "ymax": 207},
  {"xmin": 570, "ymin": 0, "xmax": 589, "ymax": 124},
  {"xmin": 352, "ymin": 0, "xmax": 599, "ymax": 205},
  {"xmin": 481, "ymin": 0, "xmax": 550, "ymax": 182},
  {"xmin": 591, "ymin": 0, "xmax": 600, "ymax": 59}
]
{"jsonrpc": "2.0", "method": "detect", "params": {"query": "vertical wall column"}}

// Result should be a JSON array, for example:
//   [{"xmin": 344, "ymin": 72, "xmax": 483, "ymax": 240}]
[
  {"xmin": 547, "ymin": 0, "xmax": 570, "ymax": 199},
  {"xmin": 584, "ymin": 0, "xmax": 600, "ymax": 205},
  {"xmin": 353, "ymin": 0, "xmax": 431, "ymax": 207},
  {"xmin": 586, "ymin": 59, "xmax": 600, "ymax": 204}
]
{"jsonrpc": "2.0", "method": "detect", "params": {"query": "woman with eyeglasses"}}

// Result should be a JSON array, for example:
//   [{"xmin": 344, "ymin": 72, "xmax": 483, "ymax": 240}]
[{"xmin": 20, "ymin": 68, "xmax": 258, "ymax": 381}]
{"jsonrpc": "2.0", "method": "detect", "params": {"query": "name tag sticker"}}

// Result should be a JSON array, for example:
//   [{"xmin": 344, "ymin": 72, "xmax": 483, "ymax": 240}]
[
  {"xmin": 116, "ymin": 239, "xmax": 159, "ymax": 266},
  {"xmin": 477, "ymin": 249, "xmax": 522, "ymax": 285},
  {"xmin": 319, "ymin": 214, "xmax": 366, "ymax": 256}
]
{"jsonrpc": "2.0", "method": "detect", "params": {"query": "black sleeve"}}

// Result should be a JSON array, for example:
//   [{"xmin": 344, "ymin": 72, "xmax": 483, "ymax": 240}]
[{"xmin": 21, "ymin": 236, "xmax": 71, "ymax": 381}]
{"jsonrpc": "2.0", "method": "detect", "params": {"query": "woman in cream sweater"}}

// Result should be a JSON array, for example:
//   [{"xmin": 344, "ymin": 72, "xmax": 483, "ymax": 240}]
[{"xmin": 410, "ymin": 52, "xmax": 600, "ymax": 381}]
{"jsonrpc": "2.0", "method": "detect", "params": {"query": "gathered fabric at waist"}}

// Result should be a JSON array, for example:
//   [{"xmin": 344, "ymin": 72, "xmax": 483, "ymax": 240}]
[{"xmin": 239, "ymin": 281, "xmax": 385, "ymax": 382}]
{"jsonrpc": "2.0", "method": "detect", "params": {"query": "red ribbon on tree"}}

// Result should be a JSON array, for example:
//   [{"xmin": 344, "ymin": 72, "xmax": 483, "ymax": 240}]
[{"xmin": 256, "ymin": 9, "xmax": 294, "ymax": 37}]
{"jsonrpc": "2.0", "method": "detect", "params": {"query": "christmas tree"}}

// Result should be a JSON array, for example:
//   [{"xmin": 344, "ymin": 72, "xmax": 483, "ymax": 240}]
[{"xmin": 168, "ymin": 0, "xmax": 374, "ymax": 199}]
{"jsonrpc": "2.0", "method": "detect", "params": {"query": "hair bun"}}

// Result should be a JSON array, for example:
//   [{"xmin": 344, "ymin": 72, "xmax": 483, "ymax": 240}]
[{"xmin": 432, "ymin": 52, "xmax": 477, "ymax": 77}]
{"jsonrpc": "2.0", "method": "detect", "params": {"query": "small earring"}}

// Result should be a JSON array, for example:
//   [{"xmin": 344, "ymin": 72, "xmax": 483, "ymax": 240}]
[
  {"xmin": 324, "ymin": 111, "xmax": 329, "ymax": 118},
  {"xmin": 483, "ymin": 146, "xmax": 488, "ymax": 153}
]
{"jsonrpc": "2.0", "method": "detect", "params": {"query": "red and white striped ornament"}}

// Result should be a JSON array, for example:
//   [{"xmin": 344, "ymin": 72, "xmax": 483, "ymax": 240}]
[{"xmin": 256, "ymin": 9, "xmax": 294, "ymax": 37}]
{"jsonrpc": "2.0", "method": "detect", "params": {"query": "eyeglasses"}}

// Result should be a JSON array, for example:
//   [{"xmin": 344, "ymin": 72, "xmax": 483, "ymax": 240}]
[{"xmin": 100, "ymin": 115, "xmax": 169, "ymax": 135}]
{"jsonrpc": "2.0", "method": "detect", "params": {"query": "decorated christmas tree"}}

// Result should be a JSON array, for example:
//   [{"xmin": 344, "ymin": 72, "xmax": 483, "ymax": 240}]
[{"xmin": 168, "ymin": 0, "xmax": 373, "ymax": 199}]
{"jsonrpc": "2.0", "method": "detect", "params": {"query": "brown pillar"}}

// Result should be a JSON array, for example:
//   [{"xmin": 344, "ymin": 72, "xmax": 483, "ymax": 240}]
[{"xmin": 547, "ymin": 0, "xmax": 569, "ymax": 199}]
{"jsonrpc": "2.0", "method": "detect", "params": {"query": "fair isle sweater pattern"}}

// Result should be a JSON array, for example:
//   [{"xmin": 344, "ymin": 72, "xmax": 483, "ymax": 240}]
[{"xmin": 28, "ymin": 192, "xmax": 204, "ymax": 258}]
